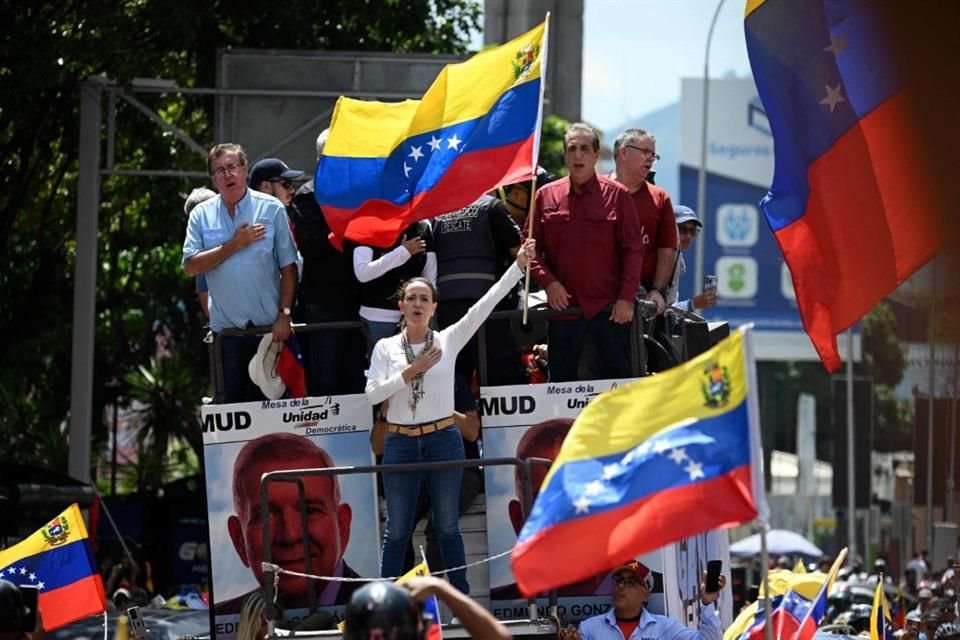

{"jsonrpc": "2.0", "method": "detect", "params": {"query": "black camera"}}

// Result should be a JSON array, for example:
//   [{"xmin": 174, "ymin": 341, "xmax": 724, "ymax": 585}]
[{"xmin": 0, "ymin": 580, "xmax": 38, "ymax": 633}]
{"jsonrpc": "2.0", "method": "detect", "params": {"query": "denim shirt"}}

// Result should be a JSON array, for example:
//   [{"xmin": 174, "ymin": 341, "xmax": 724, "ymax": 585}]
[{"xmin": 182, "ymin": 189, "xmax": 298, "ymax": 332}]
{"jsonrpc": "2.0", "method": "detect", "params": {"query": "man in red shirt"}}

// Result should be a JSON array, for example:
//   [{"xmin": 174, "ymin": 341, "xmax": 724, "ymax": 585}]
[
  {"xmin": 529, "ymin": 123, "xmax": 645, "ymax": 382},
  {"xmin": 611, "ymin": 129, "xmax": 678, "ymax": 315}
]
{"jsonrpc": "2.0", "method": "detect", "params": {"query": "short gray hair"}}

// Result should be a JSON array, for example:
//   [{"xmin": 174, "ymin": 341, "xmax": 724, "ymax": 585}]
[
  {"xmin": 183, "ymin": 187, "xmax": 216, "ymax": 216},
  {"xmin": 564, "ymin": 122, "xmax": 600, "ymax": 152},
  {"xmin": 316, "ymin": 128, "xmax": 330, "ymax": 160},
  {"xmin": 613, "ymin": 128, "xmax": 656, "ymax": 157}
]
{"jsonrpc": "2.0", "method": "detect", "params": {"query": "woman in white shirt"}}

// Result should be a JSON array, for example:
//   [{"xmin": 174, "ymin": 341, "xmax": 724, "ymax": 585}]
[{"xmin": 365, "ymin": 238, "xmax": 535, "ymax": 593}]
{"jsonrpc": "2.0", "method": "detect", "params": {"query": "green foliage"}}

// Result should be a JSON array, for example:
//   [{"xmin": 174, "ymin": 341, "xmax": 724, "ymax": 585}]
[
  {"xmin": 539, "ymin": 114, "xmax": 570, "ymax": 177},
  {"xmin": 0, "ymin": 0, "xmax": 481, "ymax": 490},
  {"xmin": 861, "ymin": 301, "xmax": 906, "ymax": 388}
]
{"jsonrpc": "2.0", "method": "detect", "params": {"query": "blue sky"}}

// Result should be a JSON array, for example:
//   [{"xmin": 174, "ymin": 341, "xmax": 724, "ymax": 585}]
[{"xmin": 582, "ymin": 0, "xmax": 754, "ymax": 132}]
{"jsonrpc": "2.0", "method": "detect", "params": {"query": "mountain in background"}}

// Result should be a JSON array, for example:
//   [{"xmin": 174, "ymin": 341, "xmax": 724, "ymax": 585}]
[{"xmin": 597, "ymin": 100, "xmax": 682, "ymax": 201}]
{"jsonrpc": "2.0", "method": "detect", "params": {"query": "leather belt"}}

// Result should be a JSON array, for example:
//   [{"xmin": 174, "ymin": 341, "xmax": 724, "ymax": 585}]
[{"xmin": 388, "ymin": 416, "xmax": 455, "ymax": 437}]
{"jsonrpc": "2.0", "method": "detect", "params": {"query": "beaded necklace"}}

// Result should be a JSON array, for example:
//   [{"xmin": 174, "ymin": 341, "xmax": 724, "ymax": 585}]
[{"xmin": 400, "ymin": 328, "xmax": 433, "ymax": 418}]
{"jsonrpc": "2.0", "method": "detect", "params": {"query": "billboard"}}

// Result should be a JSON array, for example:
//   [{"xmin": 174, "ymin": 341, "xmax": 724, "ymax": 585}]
[{"xmin": 202, "ymin": 395, "xmax": 379, "ymax": 638}]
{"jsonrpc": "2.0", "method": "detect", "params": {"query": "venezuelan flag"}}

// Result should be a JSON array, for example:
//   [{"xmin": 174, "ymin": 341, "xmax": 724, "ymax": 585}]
[
  {"xmin": 316, "ymin": 20, "xmax": 547, "ymax": 248},
  {"xmin": 510, "ymin": 327, "xmax": 767, "ymax": 597},
  {"xmin": 744, "ymin": 0, "xmax": 944, "ymax": 372},
  {"xmin": 870, "ymin": 580, "xmax": 896, "ymax": 640},
  {"xmin": 0, "ymin": 503, "xmax": 106, "ymax": 630}
]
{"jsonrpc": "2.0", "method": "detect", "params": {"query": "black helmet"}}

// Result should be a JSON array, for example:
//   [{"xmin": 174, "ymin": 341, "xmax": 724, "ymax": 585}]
[
  {"xmin": 343, "ymin": 582, "xmax": 425, "ymax": 640},
  {"xmin": 0, "ymin": 579, "xmax": 31, "ymax": 632}
]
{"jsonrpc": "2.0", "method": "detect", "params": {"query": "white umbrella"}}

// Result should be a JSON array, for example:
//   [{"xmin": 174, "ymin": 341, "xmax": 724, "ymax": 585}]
[{"xmin": 729, "ymin": 528, "xmax": 824, "ymax": 557}]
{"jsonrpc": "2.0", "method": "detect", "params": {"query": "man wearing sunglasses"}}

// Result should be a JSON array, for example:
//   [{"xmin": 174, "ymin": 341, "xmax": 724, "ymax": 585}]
[
  {"xmin": 667, "ymin": 206, "xmax": 717, "ymax": 313},
  {"xmin": 561, "ymin": 560, "xmax": 725, "ymax": 640},
  {"xmin": 249, "ymin": 157, "xmax": 305, "ymax": 208}
]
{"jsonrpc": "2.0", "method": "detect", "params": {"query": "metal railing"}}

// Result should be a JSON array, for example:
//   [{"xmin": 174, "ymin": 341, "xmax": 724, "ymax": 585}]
[
  {"xmin": 257, "ymin": 456, "xmax": 554, "ymax": 628},
  {"xmin": 208, "ymin": 298, "xmax": 675, "ymax": 402}
]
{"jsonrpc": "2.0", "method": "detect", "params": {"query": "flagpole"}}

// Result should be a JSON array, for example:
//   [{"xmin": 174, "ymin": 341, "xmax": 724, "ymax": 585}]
[
  {"xmin": 795, "ymin": 547, "xmax": 848, "ymax": 631},
  {"xmin": 522, "ymin": 175, "xmax": 538, "ymax": 325},
  {"xmin": 760, "ymin": 526, "xmax": 773, "ymax": 640},
  {"xmin": 523, "ymin": 12, "xmax": 549, "ymax": 327}
]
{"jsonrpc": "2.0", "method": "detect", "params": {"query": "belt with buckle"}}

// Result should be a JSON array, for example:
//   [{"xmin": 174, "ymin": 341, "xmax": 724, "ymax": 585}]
[{"xmin": 387, "ymin": 416, "xmax": 455, "ymax": 437}]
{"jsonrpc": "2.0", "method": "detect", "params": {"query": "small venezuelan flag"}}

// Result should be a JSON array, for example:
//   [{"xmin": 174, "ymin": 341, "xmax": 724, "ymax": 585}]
[
  {"xmin": 870, "ymin": 580, "xmax": 896, "ymax": 640},
  {"xmin": 511, "ymin": 326, "xmax": 768, "ymax": 597},
  {"xmin": 316, "ymin": 19, "xmax": 548, "ymax": 248},
  {"xmin": 0, "ymin": 503, "xmax": 107, "ymax": 630}
]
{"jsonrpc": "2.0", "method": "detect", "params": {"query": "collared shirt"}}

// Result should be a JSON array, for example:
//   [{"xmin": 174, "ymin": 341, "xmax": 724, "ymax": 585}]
[
  {"xmin": 579, "ymin": 603, "xmax": 722, "ymax": 640},
  {"xmin": 182, "ymin": 188, "xmax": 298, "ymax": 332},
  {"xmin": 530, "ymin": 174, "xmax": 644, "ymax": 319},
  {"xmin": 629, "ymin": 181, "xmax": 677, "ymax": 289}
]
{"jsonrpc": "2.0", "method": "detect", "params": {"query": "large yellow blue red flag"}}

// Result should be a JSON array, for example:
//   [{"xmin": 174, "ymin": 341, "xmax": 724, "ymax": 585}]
[
  {"xmin": 511, "ymin": 326, "xmax": 768, "ymax": 597},
  {"xmin": 744, "ymin": 0, "xmax": 943, "ymax": 372},
  {"xmin": 0, "ymin": 503, "xmax": 106, "ymax": 630},
  {"xmin": 316, "ymin": 19, "xmax": 548, "ymax": 248}
]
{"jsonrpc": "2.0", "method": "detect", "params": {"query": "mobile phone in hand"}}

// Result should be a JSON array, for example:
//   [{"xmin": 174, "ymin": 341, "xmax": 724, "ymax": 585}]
[
  {"xmin": 127, "ymin": 606, "xmax": 148, "ymax": 640},
  {"xmin": 705, "ymin": 560, "xmax": 723, "ymax": 592}
]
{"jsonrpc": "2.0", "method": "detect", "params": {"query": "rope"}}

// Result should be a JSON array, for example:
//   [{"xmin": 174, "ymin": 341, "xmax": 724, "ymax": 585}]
[{"xmin": 260, "ymin": 548, "xmax": 514, "ymax": 583}]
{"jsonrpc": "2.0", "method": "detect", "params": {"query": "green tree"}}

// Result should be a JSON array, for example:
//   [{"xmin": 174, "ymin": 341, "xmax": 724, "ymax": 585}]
[
  {"xmin": 539, "ymin": 114, "xmax": 570, "ymax": 177},
  {"xmin": 0, "ymin": 1, "xmax": 481, "ymax": 488}
]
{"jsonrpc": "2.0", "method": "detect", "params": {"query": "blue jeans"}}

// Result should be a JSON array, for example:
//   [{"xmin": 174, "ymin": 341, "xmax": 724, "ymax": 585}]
[
  {"xmin": 547, "ymin": 313, "xmax": 632, "ymax": 382},
  {"xmin": 381, "ymin": 426, "xmax": 469, "ymax": 593},
  {"xmin": 217, "ymin": 334, "xmax": 267, "ymax": 404}
]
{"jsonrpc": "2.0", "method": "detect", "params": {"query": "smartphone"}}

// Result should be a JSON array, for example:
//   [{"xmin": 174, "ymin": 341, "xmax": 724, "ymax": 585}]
[
  {"xmin": 18, "ymin": 584, "xmax": 38, "ymax": 632},
  {"xmin": 127, "ymin": 606, "xmax": 148, "ymax": 640},
  {"xmin": 705, "ymin": 560, "xmax": 723, "ymax": 592}
]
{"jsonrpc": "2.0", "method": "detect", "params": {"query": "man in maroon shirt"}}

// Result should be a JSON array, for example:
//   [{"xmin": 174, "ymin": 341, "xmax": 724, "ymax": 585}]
[
  {"xmin": 529, "ymin": 123, "xmax": 645, "ymax": 382},
  {"xmin": 611, "ymin": 129, "xmax": 678, "ymax": 315}
]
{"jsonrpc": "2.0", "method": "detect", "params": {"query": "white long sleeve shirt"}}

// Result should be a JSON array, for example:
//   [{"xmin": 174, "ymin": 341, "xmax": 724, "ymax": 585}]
[
  {"xmin": 365, "ymin": 262, "xmax": 523, "ymax": 424},
  {"xmin": 353, "ymin": 245, "xmax": 438, "ymax": 323}
]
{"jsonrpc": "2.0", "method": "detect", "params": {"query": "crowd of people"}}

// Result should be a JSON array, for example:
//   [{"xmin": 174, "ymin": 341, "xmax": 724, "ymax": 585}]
[{"xmin": 180, "ymin": 122, "xmax": 717, "ymax": 405}]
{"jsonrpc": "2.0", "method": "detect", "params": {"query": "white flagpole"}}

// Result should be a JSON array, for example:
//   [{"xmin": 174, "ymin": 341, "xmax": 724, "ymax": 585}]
[{"xmin": 522, "ymin": 13, "xmax": 549, "ymax": 325}]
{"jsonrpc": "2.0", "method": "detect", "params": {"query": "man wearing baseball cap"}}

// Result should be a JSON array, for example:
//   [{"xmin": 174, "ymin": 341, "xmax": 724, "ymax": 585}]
[
  {"xmin": 560, "ymin": 560, "xmax": 725, "ymax": 640},
  {"xmin": 667, "ymin": 205, "xmax": 717, "ymax": 313},
  {"xmin": 249, "ymin": 158, "xmax": 305, "ymax": 208}
]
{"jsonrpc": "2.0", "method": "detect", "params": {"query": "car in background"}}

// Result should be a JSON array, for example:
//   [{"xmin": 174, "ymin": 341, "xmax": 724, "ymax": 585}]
[{"xmin": 47, "ymin": 609, "xmax": 210, "ymax": 640}]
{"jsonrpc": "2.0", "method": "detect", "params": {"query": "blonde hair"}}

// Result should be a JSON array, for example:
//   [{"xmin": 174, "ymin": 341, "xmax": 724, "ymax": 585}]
[{"xmin": 237, "ymin": 591, "xmax": 267, "ymax": 640}]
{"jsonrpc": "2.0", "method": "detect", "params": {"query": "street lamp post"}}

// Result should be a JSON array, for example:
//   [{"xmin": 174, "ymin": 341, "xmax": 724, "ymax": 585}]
[{"xmin": 694, "ymin": 0, "xmax": 726, "ymax": 296}]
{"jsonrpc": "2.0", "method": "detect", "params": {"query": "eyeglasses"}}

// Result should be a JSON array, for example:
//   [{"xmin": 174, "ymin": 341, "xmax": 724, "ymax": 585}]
[
  {"xmin": 678, "ymin": 225, "xmax": 700, "ymax": 236},
  {"xmin": 624, "ymin": 145, "xmax": 661, "ymax": 162},
  {"xmin": 270, "ymin": 179, "xmax": 294, "ymax": 190},
  {"xmin": 612, "ymin": 575, "xmax": 641, "ymax": 588},
  {"xmin": 211, "ymin": 161, "xmax": 244, "ymax": 179}
]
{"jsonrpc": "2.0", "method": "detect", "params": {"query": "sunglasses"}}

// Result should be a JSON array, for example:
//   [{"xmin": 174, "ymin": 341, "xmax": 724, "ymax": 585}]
[
  {"xmin": 678, "ymin": 225, "xmax": 700, "ymax": 236},
  {"xmin": 612, "ymin": 575, "xmax": 642, "ymax": 588},
  {"xmin": 270, "ymin": 178, "xmax": 294, "ymax": 189}
]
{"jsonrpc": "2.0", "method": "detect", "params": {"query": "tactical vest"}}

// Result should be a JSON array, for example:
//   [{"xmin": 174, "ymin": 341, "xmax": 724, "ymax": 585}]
[
  {"xmin": 433, "ymin": 198, "xmax": 498, "ymax": 301},
  {"xmin": 359, "ymin": 222, "xmax": 430, "ymax": 311}
]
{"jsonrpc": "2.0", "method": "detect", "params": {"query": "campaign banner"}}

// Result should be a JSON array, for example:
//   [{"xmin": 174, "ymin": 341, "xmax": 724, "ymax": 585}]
[
  {"xmin": 480, "ymin": 379, "xmax": 672, "ymax": 622},
  {"xmin": 202, "ymin": 394, "xmax": 378, "ymax": 638}
]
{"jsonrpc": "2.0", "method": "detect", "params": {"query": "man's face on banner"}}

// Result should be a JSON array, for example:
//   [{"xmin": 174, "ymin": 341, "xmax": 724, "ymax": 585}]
[{"xmin": 228, "ymin": 453, "xmax": 352, "ymax": 604}]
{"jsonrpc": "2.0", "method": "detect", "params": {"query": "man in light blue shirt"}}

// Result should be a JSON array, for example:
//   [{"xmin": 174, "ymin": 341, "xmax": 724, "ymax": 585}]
[
  {"xmin": 183, "ymin": 143, "xmax": 299, "ymax": 403},
  {"xmin": 561, "ymin": 560, "xmax": 725, "ymax": 640}
]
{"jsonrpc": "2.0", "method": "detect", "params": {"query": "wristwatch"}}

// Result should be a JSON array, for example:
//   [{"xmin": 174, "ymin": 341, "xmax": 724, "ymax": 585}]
[{"xmin": 281, "ymin": 307, "xmax": 292, "ymax": 318}]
